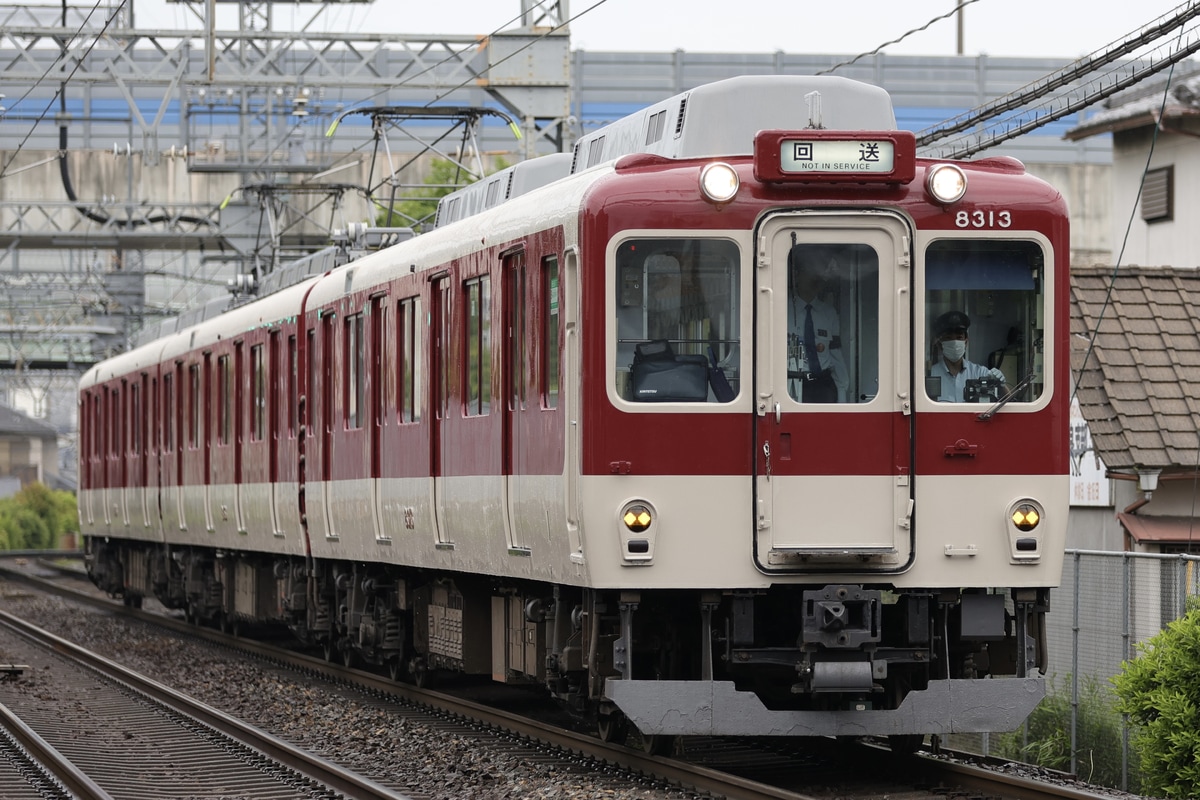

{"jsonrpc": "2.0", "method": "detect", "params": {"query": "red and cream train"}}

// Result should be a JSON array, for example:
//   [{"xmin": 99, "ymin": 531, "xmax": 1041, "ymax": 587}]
[{"xmin": 80, "ymin": 75, "xmax": 1069, "ymax": 750}]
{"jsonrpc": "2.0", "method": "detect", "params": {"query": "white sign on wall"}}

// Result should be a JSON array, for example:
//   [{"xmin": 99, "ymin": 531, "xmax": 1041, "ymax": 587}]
[{"xmin": 1070, "ymin": 398, "xmax": 1112, "ymax": 507}]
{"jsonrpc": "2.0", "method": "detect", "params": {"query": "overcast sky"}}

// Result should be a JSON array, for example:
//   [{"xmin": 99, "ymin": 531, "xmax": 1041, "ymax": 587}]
[{"xmin": 128, "ymin": 0, "xmax": 1200, "ymax": 61}]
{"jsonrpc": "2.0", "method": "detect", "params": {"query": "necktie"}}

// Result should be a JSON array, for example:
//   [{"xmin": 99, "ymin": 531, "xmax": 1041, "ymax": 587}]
[{"xmin": 804, "ymin": 304, "xmax": 822, "ymax": 377}]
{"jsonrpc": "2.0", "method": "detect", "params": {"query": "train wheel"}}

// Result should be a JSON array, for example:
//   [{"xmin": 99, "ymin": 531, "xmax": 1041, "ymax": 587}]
[
  {"xmin": 387, "ymin": 658, "xmax": 405, "ymax": 682},
  {"xmin": 321, "ymin": 638, "xmax": 336, "ymax": 663},
  {"xmin": 342, "ymin": 645, "xmax": 357, "ymax": 669},
  {"xmin": 888, "ymin": 734, "xmax": 924, "ymax": 755},
  {"xmin": 596, "ymin": 703, "xmax": 629, "ymax": 745},
  {"xmin": 641, "ymin": 733, "xmax": 676, "ymax": 757},
  {"xmin": 410, "ymin": 658, "xmax": 431, "ymax": 688}
]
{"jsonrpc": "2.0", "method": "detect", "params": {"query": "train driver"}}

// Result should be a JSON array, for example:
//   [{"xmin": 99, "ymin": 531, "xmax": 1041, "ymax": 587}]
[
  {"xmin": 929, "ymin": 310, "xmax": 1008, "ymax": 402},
  {"xmin": 786, "ymin": 246, "xmax": 848, "ymax": 403}
]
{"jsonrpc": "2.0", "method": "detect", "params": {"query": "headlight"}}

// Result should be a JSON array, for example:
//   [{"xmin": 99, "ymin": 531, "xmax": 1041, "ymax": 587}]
[
  {"xmin": 618, "ymin": 500, "xmax": 656, "ymax": 563},
  {"xmin": 1006, "ymin": 498, "xmax": 1044, "ymax": 563},
  {"xmin": 622, "ymin": 504, "xmax": 653, "ymax": 533},
  {"xmin": 1011, "ymin": 503, "xmax": 1040, "ymax": 532},
  {"xmin": 925, "ymin": 163, "xmax": 967, "ymax": 204},
  {"xmin": 700, "ymin": 162, "xmax": 739, "ymax": 204}
]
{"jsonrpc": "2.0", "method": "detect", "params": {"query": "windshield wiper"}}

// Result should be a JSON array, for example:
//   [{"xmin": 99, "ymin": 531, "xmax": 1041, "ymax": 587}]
[{"xmin": 977, "ymin": 371, "xmax": 1037, "ymax": 421}]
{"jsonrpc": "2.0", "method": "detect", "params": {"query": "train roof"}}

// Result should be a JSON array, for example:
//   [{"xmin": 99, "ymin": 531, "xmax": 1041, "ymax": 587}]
[
  {"xmin": 433, "ymin": 153, "xmax": 574, "ymax": 229},
  {"xmin": 157, "ymin": 275, "xmax": 322, "ymax": 362},
  {"xmin": 305, "ymin": 162, "xmax": 602, "ymax": 310},
  {"xmin": 84, "ymin": 74, "xmax": 905, "ymax": 384},
  {"xmin": 570, "ymin": 75, "xmax": 897, "ymax": 170},
  {"xmin": 80, "ymin": 335, "xmax": 180, "ymax": 389}
]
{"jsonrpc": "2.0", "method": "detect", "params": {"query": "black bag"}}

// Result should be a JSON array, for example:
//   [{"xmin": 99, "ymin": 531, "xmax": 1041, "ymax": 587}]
[{"xmin": 630, "ymin": 341, "xmax": 708, "ymax": 402}]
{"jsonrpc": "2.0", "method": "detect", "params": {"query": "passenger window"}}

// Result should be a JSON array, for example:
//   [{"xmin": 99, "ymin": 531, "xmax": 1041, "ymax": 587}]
[
  {"xmin": 924, "ymin": 240, "xmax": 1045, "ymax": 404},
  {"xmin": 614, "ymin": 238, "xmax": 740, "ymax": 403},
  {"xmin": 465, "ymin": 276, "xmax": 491, "ymax": 416}
]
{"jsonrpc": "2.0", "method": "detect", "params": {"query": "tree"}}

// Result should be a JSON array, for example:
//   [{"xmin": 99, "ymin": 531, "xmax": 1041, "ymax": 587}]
[
  {"xmin": 1112, "ymin": 605, "xmax": 1200, "ymax": 799},
  {"xmin": 0, "ymin": 482, "xmax": 78, "ymax": 550},
  {"xmin": 376, "ymin": 157, "xmax": 510, "ymax": 232},
  {"xmin": 0, "ymin": 500, "xmax": 52, "ymax": 549}
]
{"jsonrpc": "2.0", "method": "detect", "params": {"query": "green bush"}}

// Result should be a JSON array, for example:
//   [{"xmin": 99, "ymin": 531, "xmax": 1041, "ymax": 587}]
[
  {"xmin": 1113, "ymin": 607, "xmax": 1200, "ymax": 799},
  {"xmin": 0, "ymin": 482, "xmax": 78, "ymax": 550},
  {"xmin": 994, "ymin": 674, "xmax": 1135, "ymax": 791}
]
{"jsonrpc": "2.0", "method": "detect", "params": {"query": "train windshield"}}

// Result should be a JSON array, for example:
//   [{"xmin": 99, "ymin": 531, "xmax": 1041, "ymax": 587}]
[
  {"xmin": 923, "ymin": 239, "xmax": 1046, "ymax": 404},
  {"xmin": 614, "ymin": 237, "xmax": 741, "ymax": 403}
]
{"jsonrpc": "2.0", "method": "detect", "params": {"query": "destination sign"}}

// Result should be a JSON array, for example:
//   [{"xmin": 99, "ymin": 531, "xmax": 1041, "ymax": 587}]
[
  {"xmin": 779, "ymin": 139, "xmax": 895, "ymax": 174},
  {"xmin": 753, "ymin": 130, "xmax": 916, "ymax": 185}
]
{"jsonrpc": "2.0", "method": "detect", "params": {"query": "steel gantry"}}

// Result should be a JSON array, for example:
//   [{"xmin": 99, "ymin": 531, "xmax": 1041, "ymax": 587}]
[{"xmin": 0, "ymin": 0, "xmax": 572, "ymax": 376}]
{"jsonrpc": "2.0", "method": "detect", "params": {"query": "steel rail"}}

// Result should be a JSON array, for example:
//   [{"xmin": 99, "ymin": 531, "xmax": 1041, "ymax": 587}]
[
  {"xmin": 0, "ymin": 699, "xmax": 114, "ymax": 800},
  {"xmin": 1, "ymin": 559, "xmax": 1121, "ymax": 800},
  {"xmin": 0, "ymin": 605, "xmax": 411, "ymax": 800}
]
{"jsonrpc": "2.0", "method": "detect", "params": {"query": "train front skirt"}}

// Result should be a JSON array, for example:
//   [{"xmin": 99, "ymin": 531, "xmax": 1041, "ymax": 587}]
[{"xmin": 604, "ymin": 676, "xmax": 1045, "ymax": 736}]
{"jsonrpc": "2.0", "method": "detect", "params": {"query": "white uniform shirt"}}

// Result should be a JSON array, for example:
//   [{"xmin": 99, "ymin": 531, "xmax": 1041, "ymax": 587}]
[
  {"xmin": 930, "ymin": 358, "xmax": 997, "ymax": 402},
  {"xmin": 787, "ymin": 296, "xmax": 848, "ymax": 402}
]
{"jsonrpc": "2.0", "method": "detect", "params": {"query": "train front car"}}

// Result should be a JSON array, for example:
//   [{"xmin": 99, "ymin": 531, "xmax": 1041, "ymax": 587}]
[{"xmin": 575, "ymin": 76, "xmax": 1068, "ymax": 749}]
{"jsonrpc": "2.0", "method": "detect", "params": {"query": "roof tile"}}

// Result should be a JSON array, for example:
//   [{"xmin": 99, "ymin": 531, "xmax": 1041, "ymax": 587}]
[{"xmin": 1071, "ymin": 265, "xmax": 1200, "ymax": 473}]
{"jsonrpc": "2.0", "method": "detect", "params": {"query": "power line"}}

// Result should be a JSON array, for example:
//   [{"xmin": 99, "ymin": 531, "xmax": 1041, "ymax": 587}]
[{"xmin": 0, "ymin": 0, "xmax": 127, "ymax": 181}]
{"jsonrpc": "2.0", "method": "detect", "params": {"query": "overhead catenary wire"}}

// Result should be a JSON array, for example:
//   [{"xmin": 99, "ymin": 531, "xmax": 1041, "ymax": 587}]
[
  {"xmin": 817, "ymin": 0, "xmax": 984, "ymax": 75},
  {"xmin": 916, "ymin": 0, "xmax": 1200, "ymax": 148},
  {"xmin": 916, "ymin": 7, "xmax": 1200, "ymax": 158},
  {"xmin": 0, "ymin": 0, "xmax": 123, "ymax": 182}
]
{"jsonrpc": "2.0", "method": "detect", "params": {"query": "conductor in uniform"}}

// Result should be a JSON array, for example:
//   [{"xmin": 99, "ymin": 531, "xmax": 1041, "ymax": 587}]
[{"xmin": 786, "ymin": 246, "xmax": 848, "ymax": 403}]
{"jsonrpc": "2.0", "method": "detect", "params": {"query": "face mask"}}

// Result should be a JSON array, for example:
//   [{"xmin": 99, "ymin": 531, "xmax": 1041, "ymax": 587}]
[{"xmin": 941, "ymin": 339, "xmax": 967, "ymax": 362}]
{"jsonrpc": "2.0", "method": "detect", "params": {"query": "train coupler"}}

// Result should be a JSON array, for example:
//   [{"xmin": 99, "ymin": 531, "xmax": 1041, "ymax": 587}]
[{"xmin": 801, "ymin": 585, "xmax": 881, "ymax": 648}]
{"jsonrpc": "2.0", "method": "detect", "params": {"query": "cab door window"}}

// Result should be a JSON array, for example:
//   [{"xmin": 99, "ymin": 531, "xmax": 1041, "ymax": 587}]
[{"xmin": 784, "ymin": 242, "xmax": 879, "ymax": 404}]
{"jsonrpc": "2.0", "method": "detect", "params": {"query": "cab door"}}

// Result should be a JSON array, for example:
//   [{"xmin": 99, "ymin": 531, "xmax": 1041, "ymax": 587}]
[{"xmin": 753, "ymin": 212, "xmax": 914, "ymax": 572}]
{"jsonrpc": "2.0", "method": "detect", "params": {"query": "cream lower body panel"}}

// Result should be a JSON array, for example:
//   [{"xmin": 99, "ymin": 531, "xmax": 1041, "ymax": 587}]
[
  {"xmin": 168, "ymin": 482, "xmax": 304, "ymax": 556},
  {"xmin": 79, "ymin": 489, "xmax": 164, "ymax": 544},
  {"xmin": 907, "ymin": 473, "xmax": 1068, "ymax": 587},
  {"xmin": 579, "ymin": 472, "xmax": 1066, "ymax": 590},
  {"xmin": 307, "ymin": 474, "xmax": 584, "ymax": 585}
]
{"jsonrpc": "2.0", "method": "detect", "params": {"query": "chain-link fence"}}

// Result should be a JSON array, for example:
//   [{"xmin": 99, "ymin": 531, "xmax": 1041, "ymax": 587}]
[{"xmin": 951, "ymin": 549, "xmax": 1200, "ymax": 792}]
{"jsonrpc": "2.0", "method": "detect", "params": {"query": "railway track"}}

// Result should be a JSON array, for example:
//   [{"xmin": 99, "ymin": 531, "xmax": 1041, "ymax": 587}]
[
  {"xmin": 0, "ymin": 556, "xmax": 1131, "ymax": 800},
  {"xmin": 0, "ymin": 606, "xmax": 408, "ymax": 799},
  {"xmin": 0, "ymin": 689, "xmax": 108, "ymax": 800}
]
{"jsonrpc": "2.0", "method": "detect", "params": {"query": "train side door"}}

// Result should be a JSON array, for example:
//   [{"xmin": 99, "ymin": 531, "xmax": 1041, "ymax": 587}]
[
  {"xmin": 175, "ymin": 362, "xmax": 186, "ymax": 532},
  {"xmin": 320, "ymin": 314, "xmax": 336, "ymax": 539},
  {"xmin": 368, "ymin": 295, "xmax": 386, "ymax": 541},
  {"xmin": 753, "ymin": 213, "xmax": 914, "ymax": 571},
  {"xmin": 203, "ymin": 352, "xmax": 214, "ymax": 533},
  {"xmin": 268, "ymin": 330, "xmax": 283, "ymax": 537},
  {"xmin": 430, "ymin": 274, "xmax": 452, "ymax": 545},
  {"xmin": 233, "ymin": 340, "xmax": 246, "ymax": 534},
  {"xmin": 502, "ymin": 251, "xmax": 527, "ymax": 551},
  {"xmin": 129, "ymin": 376, "xmax": 143, "ymax": 530}
]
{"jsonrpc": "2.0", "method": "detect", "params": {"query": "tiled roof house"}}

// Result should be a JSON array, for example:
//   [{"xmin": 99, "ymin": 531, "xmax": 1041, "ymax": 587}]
[
  {"xmin": 1065, "ymin": 64, "xmax": 1200, "ymax": 552},
  {"xmin": 1071, "ymin": 265, "xmax": 1200, "ymax": 551}
]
